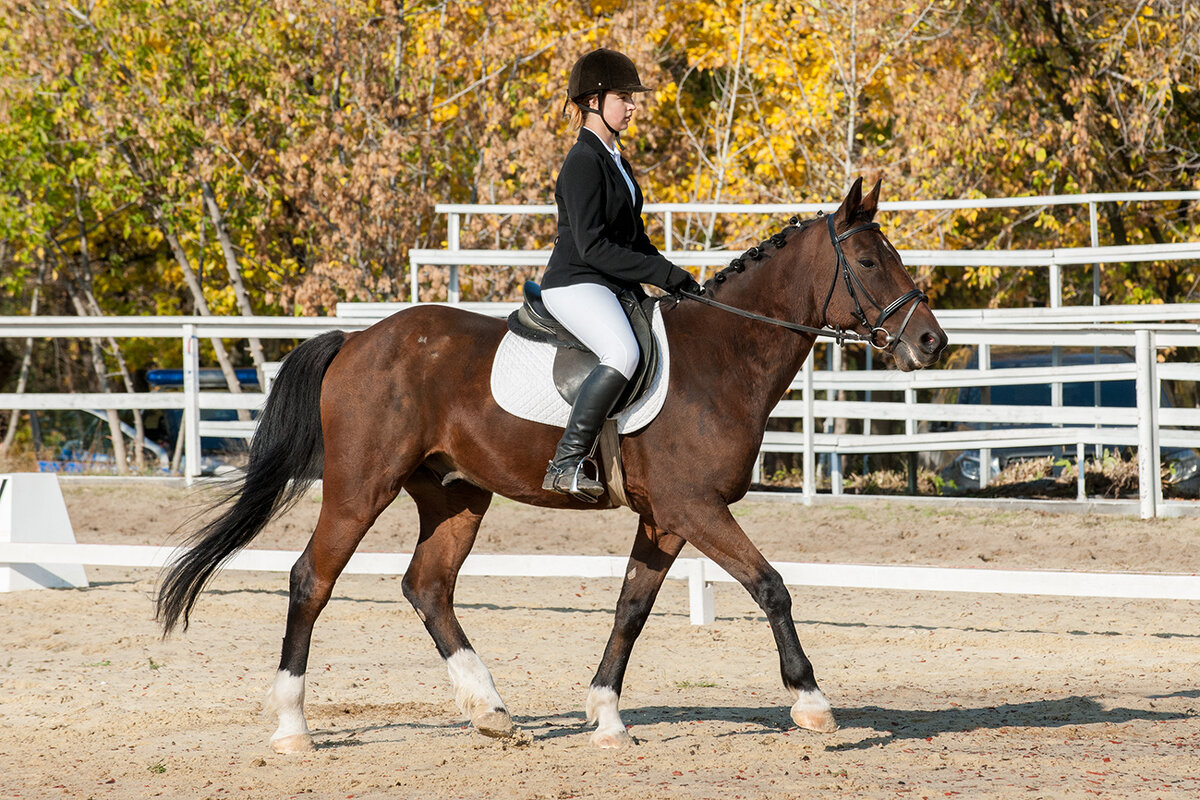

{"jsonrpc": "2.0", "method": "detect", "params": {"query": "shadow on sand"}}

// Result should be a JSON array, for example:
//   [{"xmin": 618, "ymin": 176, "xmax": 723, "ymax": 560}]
[{"xmin": 307, "ymin": 694, "xmax": 1189, "ymax": 750}]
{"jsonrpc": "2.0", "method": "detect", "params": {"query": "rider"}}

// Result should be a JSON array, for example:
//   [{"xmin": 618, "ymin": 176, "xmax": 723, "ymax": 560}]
[{"xmin": 540, "ymin": 48, "xmax": 701, "ymax": 502}]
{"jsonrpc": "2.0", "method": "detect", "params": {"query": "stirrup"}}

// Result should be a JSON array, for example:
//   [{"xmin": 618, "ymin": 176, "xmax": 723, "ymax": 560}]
[{"xmin": 543, "ymin": 457, "xmax": 605, "ymax": 503}]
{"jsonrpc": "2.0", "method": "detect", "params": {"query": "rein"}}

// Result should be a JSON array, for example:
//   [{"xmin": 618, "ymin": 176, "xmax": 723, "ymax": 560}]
[
  {"xmin": 679, "ymin": 290, "xmax": 873, "ymax": 345},
  {"xmin": 680, "ymin": 214, "xmax": 929, "ymax": 351}
]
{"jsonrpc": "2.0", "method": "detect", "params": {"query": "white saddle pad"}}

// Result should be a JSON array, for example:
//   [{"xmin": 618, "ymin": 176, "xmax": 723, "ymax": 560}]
[{"xmin": 490, "ymin": 305, "xmax": 670, "ymax": 434}]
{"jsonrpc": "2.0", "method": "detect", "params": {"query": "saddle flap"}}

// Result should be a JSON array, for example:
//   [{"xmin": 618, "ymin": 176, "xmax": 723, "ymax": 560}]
[
  {"xmin": 616, "ymin": 293, "xmax": 658, "ymax": 409},
  {"xmin": 552, "ymin": 348, "xmax": 600, "ymax": 404}
]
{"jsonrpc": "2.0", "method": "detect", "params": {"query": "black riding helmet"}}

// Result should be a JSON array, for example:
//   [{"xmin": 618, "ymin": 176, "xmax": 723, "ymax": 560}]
[{"xmin": 567, "ymin": 49, "xmax": 650, "ymax": 138}]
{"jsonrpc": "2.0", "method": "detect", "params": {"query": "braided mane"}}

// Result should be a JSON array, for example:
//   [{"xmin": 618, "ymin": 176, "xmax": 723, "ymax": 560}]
[{"xmin": 701, "ymin": 215, "xmax": 823, "ymax": 293}]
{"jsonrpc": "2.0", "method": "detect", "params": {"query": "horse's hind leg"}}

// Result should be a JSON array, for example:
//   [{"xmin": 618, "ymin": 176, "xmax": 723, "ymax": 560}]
[
  {"xmin": 587, "ymin": 517, "xmax": 686, "ymax": 748},
  {"xmin": 266, "ymin": 473, "xmax": 406, "ymax": 754},
  {"xmin": 400, "ymin": 468, "xmax": 513, "ymax": 737}
]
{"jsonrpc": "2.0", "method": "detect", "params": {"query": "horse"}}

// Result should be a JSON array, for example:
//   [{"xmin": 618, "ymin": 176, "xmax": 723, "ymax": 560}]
[{"xmin": 156, "ymin": 177, "xmax": 947, "ymax": 752}]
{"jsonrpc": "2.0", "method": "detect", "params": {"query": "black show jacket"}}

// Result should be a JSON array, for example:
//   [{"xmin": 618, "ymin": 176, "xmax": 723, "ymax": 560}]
[{"xmin": 542, "ymin": 130, "xmax": 679, "ymax": 295}]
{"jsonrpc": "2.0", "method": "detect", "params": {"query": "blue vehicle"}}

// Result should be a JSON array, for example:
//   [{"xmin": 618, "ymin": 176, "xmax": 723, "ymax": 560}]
[
  {"xmin": 37, "ymin": 408, "xmax": 172, "ymax": 474},
  {"xmin": 146, "ymin": 367, "xmax": 261, "ymax": 476},
  {"xmin": 937, "ymin": 349, "xmax": 1200, "ymax": 497}
]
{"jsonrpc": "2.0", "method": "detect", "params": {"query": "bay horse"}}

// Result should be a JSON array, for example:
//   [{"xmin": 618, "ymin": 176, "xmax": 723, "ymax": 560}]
[{"xmin": 156, "ymin": 177, "xmax": 947, "ymax": 752}]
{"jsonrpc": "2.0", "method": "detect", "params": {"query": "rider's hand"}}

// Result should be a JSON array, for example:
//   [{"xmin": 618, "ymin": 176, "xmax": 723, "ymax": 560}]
[{"xmin": 666, "ymin": 267, "xmax": 703, "ymax": 296}]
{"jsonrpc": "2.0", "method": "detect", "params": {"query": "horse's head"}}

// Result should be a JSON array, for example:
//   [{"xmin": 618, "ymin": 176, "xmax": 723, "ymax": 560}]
[{"xmin": 820, "ymin": 178, "xmax": 947, "ymax": 371}]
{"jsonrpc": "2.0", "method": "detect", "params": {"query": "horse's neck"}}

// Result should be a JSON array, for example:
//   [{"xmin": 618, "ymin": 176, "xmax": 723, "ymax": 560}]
[{"xmin": 670, "ymin": 269, "xmax": 819, "ymax": 417}]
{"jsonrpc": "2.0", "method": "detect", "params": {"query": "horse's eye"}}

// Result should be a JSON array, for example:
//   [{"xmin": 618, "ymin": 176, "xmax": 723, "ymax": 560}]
[{"xmin": 859, "ymin": 259, "xmax": 876, "ymax": 269}]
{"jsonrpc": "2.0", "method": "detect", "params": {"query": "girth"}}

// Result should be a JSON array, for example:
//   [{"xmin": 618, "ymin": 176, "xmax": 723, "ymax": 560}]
[{"xmin": 507, "ymin": 281, "xmax": 660, "ymax": 413}]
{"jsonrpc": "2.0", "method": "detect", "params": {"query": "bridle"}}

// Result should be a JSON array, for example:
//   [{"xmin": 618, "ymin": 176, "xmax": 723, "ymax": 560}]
[
  {"xmin": 821, "ymin": 214, "xmax": 928, "ymax": 350},
  {"xmin": 680, "ymin": 214, "xmax": 929, "ymax": 352}
]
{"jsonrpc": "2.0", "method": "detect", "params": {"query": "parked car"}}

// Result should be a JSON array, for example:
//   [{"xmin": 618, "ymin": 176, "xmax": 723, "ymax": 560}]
[
  {"xmin": 145, "ymin": 367, "xmax": 259, "ymax": 476},
  {"xmin": 937, "ymin": 348, "xmax": 1200, "ymax": 497},
  {"xmin": 37, "ymin": 409, "xmax": 171, "ymax": 474}
]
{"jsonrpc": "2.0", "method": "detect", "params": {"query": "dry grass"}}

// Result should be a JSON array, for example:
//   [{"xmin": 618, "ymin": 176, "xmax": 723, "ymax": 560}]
[
  {"xmin": 0, "ymin": 446, "xmax": 39, "ymax": 473},
  {"xmin": 762, "ymin": 450, "xmax": 1163, "ymax": 500}
]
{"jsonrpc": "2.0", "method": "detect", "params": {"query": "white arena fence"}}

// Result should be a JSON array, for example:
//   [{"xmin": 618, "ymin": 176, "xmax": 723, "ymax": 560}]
[
  {"xmin": 417, "ymin": 190, "xmax": 1200, "ymax": 305},
  {"xmin": 3, "ymin": 538, "xmax": 1200, "ymax": 621},
  {"xmin": 1, "ymin": 307, "xmax": 1199, "ymax": 519},
  {"xmin": 4, "ymin": 192, "xmax": 1198, "ymax": 611},
  {"xmin": 1, "ymin": 469, "xmax": 1198, "ymax": 615}
]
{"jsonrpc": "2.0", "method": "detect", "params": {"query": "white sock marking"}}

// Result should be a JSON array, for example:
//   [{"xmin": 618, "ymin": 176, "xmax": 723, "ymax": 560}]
[
  {"xmin": 445, "ymin": 649, "xmax": 506, "ymax": 719},
  {"xmin": 264, "ymin": 670, "xmax": 310, "ymax": 742},
  {"xmin": 586, "ymin": 685, "xmax": 626, "ymax": 741},
  {"xmin": 790, "ymin": 687, "xmax": 831, "ymax": 712}
]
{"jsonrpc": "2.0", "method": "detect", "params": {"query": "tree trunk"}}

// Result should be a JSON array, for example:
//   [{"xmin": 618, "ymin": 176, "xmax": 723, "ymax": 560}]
[
  {"xmin": 58, "ymin": 191, "xmax": 128, "ymax": 474},
  {"xmin": 201, "ymin": 178, "xmax": 267, "ymax": 387},
  {"xmin": 1, "ymin": 260, "xmax": 46, "ymax": 453},
  {"xmin": 56, "ymin": 251, "xmax": 129, "ymax": 475},
  {"xmin": 72, "ymin": 178, "xmax": 145, "ymax": 470},
  {"xmin": 55, "ymin": 33, "xmax": 246, "ymax": 415},
  {"xmin": 111, "ymin": 140, "xmax": 248, "ymax": 411}
]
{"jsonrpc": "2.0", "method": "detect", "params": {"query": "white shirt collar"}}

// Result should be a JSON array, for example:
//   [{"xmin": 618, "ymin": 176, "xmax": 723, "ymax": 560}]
[
  {"xmin": 584, "ymin": 127, "xmax": 621, "ymax": 158},
  {"xmin": 583, "ymin": 128, "xmax": 636, "ymax": 204}
]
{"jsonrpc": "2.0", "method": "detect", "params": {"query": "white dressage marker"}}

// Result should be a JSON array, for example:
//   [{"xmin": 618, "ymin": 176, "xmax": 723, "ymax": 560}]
[{"xmin": 0, "ymin": 473, "xmax": 88, "ymax": 592}]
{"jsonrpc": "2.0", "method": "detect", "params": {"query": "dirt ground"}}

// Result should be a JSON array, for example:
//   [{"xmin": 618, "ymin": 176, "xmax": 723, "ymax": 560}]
[{"xmin": 1, "ymin": 483, "xmax": 1198, "ymax": 799}]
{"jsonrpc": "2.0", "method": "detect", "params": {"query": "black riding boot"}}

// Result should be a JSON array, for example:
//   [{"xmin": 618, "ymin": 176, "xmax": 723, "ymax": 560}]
[{"xmin": 543, "ymin": 364, "xmax": 629, "ymax": 502}]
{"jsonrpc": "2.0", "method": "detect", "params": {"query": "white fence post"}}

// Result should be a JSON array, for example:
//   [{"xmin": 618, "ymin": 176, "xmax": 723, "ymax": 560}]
[
  {"xmin": 409, "ymin": 252, "xmax": 419, "ymax": 302},
  {"xmin": 1135, "ymin": 329, "xmax": 1159, "ymax": 519},
  {"xmin": 183, "ymin": 324, "xmax": 201, "ymax": 487},
  {"xmin": 979, "ymin": 343, "xmax": 991, "ymax": 488},
  {"xmin": 1089, "ymin": 201, "xmax": 1101, "ymax": 306},
  {"xmin": 830, "ymin": 346, "xmax": 843, "ymax": 496},
  {"xmin": 447, "ymin": 212, "xmax": 461, "ymax": 304},
  {"xmin": 1076, "ymin": 441, "xmax": 1086, "ymax": 501},
  {"xmin": 688, "ymin": 558, "xmax": 715, "ymax": 625},
  {"xmin": 802, "ymin": 355, "xmax": 815, "ymax": 504}
]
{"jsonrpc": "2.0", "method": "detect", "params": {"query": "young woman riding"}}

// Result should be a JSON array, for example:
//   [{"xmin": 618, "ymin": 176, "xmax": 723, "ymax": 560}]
[{"xmin": 540, "ymin": 48, "xmax": 701, "ymax": 501}]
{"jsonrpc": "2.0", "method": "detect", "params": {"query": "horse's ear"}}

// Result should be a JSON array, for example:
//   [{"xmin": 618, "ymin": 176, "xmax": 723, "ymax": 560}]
[
  {"xmin": 836, "ymin": 177, "xmax": 865, "ymax": 223},
  {"xmin": 860, "ymin": 178, "xmax": 882, "ymax": 220}
]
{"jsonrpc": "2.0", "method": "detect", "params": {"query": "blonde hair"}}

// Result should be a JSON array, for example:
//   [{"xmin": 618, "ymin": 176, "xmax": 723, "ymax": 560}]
[{"xmin": 565, "ymin": 98, "xmax": 585, "ymax": 131}]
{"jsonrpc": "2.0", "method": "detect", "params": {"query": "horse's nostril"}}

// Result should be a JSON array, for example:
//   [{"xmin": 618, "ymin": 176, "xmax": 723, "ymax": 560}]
[{"xmin": 921, "ymin": 330, "xmax": 946, "ymax": 354}]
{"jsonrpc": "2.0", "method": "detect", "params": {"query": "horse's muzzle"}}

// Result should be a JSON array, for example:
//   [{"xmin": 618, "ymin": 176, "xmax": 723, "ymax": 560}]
[{"xmin": 892, "ymin": 323, "xmax": 948, "ymax": 371}]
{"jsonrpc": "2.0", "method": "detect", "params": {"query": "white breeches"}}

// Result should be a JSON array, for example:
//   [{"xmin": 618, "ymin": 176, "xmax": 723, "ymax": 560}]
[{"xmin": 541, "ymin": 283, "xmax": 640, "ymax": 379}]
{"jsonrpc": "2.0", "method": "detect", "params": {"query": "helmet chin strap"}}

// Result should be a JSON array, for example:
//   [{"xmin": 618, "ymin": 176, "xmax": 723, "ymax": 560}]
[{"xmin": 582, "ymin": 90, "xmax": 622, "ymax": 139}]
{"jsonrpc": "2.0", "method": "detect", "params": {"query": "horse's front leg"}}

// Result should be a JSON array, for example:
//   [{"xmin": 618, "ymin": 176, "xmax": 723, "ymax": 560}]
[
  {"xmin": 654, "ymin": 497, "xmax": 838, "ymax": 734},
  {"xmin": 587, "ymin": 516, "xmax": 686, "ymax": 748}
]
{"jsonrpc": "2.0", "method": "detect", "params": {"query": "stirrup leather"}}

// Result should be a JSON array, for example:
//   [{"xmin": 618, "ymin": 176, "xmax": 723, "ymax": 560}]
[{"xmin": 543, "ymin": 456, "xmax": 604, "ymax": 502}]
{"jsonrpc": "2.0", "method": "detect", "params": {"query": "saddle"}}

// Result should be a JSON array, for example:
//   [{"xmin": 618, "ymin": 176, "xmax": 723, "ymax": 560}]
[{"xmin": 507, "ymin": 282, "xmax": 660, "ymax": 413}]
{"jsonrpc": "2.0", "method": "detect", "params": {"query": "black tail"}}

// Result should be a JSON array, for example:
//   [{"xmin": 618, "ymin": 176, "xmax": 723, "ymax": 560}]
[{"xmin": 156, "ymin": 330, "xmax": 347, "ymax": 635}]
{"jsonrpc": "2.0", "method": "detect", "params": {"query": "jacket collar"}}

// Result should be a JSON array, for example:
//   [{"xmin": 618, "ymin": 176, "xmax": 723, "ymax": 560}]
[
  {"xmin": 578, "ymin": 128, "xmax": 620, "ymax": 158},
  {"xmin": 576, "ymin": 130, "xmax": 639, "ymax": 212}
]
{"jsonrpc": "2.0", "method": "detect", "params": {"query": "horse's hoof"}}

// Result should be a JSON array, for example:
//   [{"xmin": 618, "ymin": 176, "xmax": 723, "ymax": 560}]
[
  {"xmin": 270, "ymin": 733, "xmax": 315, "ymax": 754},
  {"xmin": 790, "ymin": 690, "xmax": 839, "ymax": 733},
  {"xmin": 791, "ymin": 707, "xmax": 839, "ymax": 733},
  {"xmin": 590, "ymin": 727, "xmax": 632, "ymax": 749},
  {"xmin": 473, "ymin": 709, "xmax": 515, "ymax": 738}
]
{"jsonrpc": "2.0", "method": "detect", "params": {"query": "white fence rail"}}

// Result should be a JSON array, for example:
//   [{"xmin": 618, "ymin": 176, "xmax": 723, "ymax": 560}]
[
  {"xmin": 408, "ymin": 241, "xmax": 1200, "ymax": 305},
  {"xmin": 2, "ymin": 542, "xmax": 1198, "ymax": 621},
  {"xmin": 1, "ymin": 306, "xmax": 1199, "ymax": 517},
  {"xmin": 421, "ymin": 191, "xmax": 1200, "ymax": 304}
]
